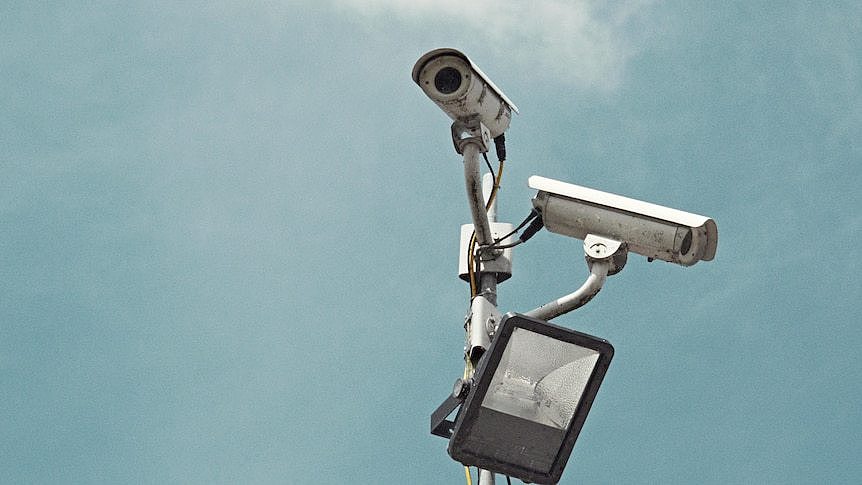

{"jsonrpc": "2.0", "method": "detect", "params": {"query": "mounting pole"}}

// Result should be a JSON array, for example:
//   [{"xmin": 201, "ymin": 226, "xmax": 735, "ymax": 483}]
[
  {"xmin": 455, "ymin": 118, "xmax": 494, "ymax": 247},
  {"xmin": 473, "ymin": 170, "xmax": 497, "ymax": 485},
  {"xmin": 452, "ymin": 117, "xmax": 499, "ymax": 485}
]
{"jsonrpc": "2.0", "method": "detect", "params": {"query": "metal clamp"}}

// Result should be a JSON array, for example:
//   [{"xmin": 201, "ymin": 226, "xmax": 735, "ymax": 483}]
[
  {"xmin": 451, "ymin": 117, "xmax": 491, "ymax": 155},
  {"xmin": 467, "ymin": 295, "xmax": 502, "ymax": 362},
  {"xmin": 584, "ymin": 234, "xmax": 628, "ymax": 275}
]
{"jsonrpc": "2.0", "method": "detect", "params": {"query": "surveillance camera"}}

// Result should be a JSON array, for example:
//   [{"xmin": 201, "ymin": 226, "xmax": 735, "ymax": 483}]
[
  {"xmin": 412, "ymin": 48, "xmax": 518, "ymax": 138},
  {"xmin": 529, "ymin": 176, "xmax": 718, "ymax": 266}
]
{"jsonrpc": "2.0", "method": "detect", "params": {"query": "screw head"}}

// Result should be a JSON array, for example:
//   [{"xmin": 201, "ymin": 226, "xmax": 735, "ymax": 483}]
[
  {"xmin": 590, "ymin": 243, "xmax": 607, "ymax": 257},
  {"xmin": 452, "ymin": 378, "xmax": 472, "ymax": 400}
]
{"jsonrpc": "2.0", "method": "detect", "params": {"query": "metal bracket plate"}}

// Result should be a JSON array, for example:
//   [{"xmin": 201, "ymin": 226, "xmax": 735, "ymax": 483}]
[
  {"xmin": 430, "ymin": 394, "xmax": 462, "ymax": 439},
  {"xmin": 451, "ymin": 118, "xmax": 491, "ymax": 155}
]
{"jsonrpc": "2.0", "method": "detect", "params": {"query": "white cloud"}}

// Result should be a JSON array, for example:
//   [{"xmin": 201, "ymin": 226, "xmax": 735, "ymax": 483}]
[{"xmin": 330, "ymin": 0, "xmax": 657, "ymax": 90}]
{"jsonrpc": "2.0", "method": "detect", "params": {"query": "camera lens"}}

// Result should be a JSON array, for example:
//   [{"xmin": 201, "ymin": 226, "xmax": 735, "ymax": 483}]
[
  {"xmin": 680, "ymin": 229, "xmax": 693, "ymax": 255},
  {"xmin": 434, "ymin": 67, "xmax": 462, "ymax": 94}
]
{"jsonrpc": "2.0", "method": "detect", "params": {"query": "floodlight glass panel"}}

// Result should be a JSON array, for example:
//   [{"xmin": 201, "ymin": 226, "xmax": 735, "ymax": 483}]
[
  {"xmin": 482, "ymin": 328, "xmax": 600, "ymax": 429},
  {"xmin": 448, "ymin": 313, "xmax": 613, "ymax": 485}
]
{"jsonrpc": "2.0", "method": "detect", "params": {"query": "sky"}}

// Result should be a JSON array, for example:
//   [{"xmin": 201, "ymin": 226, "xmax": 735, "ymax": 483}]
[{"xmin": 1, "ymin": 1, "xmax": 860, "ymax": 484}]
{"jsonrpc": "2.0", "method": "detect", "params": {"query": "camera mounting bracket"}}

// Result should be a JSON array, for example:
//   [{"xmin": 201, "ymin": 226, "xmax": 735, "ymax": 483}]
[
  {"xmin": 523, "ymin": 235, "xmax": 628, "ymax": 321},
  {"xmin": 451, "ymin": 117, "xmax": 491, "ymax": 155}
]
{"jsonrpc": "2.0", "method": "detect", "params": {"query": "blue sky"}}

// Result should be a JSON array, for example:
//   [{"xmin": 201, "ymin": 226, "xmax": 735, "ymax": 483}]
[{"xmin": 2, "ymin": 1, "xmax": 860, "ymax": 483}]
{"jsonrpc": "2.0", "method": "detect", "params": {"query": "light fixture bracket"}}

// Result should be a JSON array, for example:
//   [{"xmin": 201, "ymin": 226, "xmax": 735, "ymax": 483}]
[{"xmin": 431, "ymin": 394, "xmax": 462, "ymax": 439}]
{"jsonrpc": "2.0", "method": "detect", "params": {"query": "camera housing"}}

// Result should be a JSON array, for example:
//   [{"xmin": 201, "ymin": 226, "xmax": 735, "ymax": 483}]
[
  {"xmin": 412, "ymin": 48, "xmax": 518, "ymax": 138},
  {"xmin": 529, "ymin": 176, "xmax": 718, "ymax": 266}
]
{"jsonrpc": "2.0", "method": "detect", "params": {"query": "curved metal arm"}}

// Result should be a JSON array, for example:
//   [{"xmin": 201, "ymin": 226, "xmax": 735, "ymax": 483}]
[{"xmin": 523, "ymin": 260, "xmax": 610, "ymax": 321}]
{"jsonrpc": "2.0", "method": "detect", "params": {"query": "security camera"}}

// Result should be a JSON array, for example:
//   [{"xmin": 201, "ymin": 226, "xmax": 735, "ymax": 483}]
[
  {"xmin": 529, "ymin": 176, "xmax": 718, "ymax": 266},
  {"xmin": 412, "ymin": 48, "xmax": 518, "ymax": 138}
]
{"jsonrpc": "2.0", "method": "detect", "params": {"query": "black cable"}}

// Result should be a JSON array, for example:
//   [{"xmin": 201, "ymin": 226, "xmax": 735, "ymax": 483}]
[
  {"xmin": 488, "ymin": 239, "xmax": 523, "ymax": 250},
  {"xmin": 479, "ymin": 210, "xmax": 539, "ymax": 255},
  {"xmin": 482, "ymin": 152, "xmax": 496, "ymax": 184},
  {"xmin": 494, "ymin": 134, "xmax": 506, "ymax": 162},
  {"xmin": 505, "ymin": 475, "xmax": 513, "ymax": 485},
  {"xmin": 518, "ymin": 215, "xmax": 544, "ymax": 243},
  {"xmin": 467, "ymin": 230, "xmax": 477, "ymax": 296},
  {"xmin": 495, "ymin": 209, "xmax": 538, "ymax": 242}
]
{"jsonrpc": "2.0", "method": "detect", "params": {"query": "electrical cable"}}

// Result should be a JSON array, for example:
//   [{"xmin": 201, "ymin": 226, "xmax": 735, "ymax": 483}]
[
  {"xmin": 505, "ymin": 474, "xmax": 512, "ymax": 485},
  {"xmin": 479, "ymin": 210, "xmax": 537, "ymax": 254},
  {"xmin": 467, "ymin": 158, "xmax": 504, "ymax": 298},
  {"xmin": 464, "ymin": 466, "xmax": 473, "ymax": 485},
  {"xmin": 476, "ymin": 210, "xmax": 542, "ymax": 257},
  {"xmin": 497, "ymin": 209, "xmax": 538, "ymax": 241},
  {"xmin": 494, "ymin": 134, "xmax": 506, "ymax": 163},
  {"xmin": 467, "ymin": 231, "xmax": 476, "ymax": 294},
  {"xmin": 517, "ymin": 216, "xmax": 544, "ymax": 243},
  {"xmin": 469, "ymin": 133, "xmax": 507, "ymax": 299},
  {"xmin": 486, "ymin": 159, "xmax": 503, "ymax": 210},
  {"xmin": 482, "ymin": 152, "xmax": 496, "ymax": 184},
  {"xmin": 486, "ymin": 239, "xmax": 524, "ymax": 251},
  {"xmin": 463, "ymin": 356, "xmax": 474, "ymax": 379}
]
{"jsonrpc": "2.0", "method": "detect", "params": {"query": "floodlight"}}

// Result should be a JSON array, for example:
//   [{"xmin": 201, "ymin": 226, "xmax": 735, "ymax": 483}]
[{"xmin": 448, "ymin": 313, "xmax": 613, "ymax": 484}]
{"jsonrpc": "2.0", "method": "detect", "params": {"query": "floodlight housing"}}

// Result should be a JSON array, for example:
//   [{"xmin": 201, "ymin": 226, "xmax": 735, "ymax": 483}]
[{"xmin": 448, "ymin": 313, "xmax": 614, "ymax": 484}]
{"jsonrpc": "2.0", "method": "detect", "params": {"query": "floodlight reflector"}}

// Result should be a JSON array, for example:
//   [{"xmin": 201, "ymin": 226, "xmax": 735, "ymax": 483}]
[{"xmin": 483, "ymin": 327, "xmax": 601, "ymax": 429}]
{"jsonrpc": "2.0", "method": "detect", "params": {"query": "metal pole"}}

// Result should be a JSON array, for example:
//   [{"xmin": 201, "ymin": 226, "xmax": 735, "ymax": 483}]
[
  {"xmin": 458, "ymin": 139, "xmax": 499, "ymax": 485},
  {"xmin": 462, "ymin": 142, "xmax": 494, "ymax": 246},
  {"xmin": 476, "ymin": 171, "xmax": 497, "ymax": 485},
  {"xmin": 479, "ymin": 469, "xmax": 496, "ymax": 485},
  {"xmin": 479, "ymin": 172, "xmax": 498, "ymax": 306}
]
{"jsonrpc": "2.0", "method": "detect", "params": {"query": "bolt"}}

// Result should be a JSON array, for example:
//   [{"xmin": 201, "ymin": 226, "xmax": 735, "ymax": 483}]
[
  {"xmin": 453, "ymin": 378, "xmax": 472, "ymax": 400},
  {"xmin": 590, "ymin": 243, "xmax": 607, "ymax": 257}
]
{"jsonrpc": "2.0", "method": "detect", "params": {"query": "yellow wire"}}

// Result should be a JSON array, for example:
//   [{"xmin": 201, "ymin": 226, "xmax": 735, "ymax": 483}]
[
  {"xmin": 467, "ymin": 232, "xmax": 478, "ymax": 297},
  {"xmin": 487, "ymin": 159, "xmax": 504, "ymax": 210},
  {"xmin": 467, "ymin": 159, "xmax": 505, "ymax": 299},
  {"xmin": 464, "ymin": 466, "xmax": 473, "ymax": 485},
  {"xmin": 463, "ymin": 353, "xmax": 475, "ymax": 378}
]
